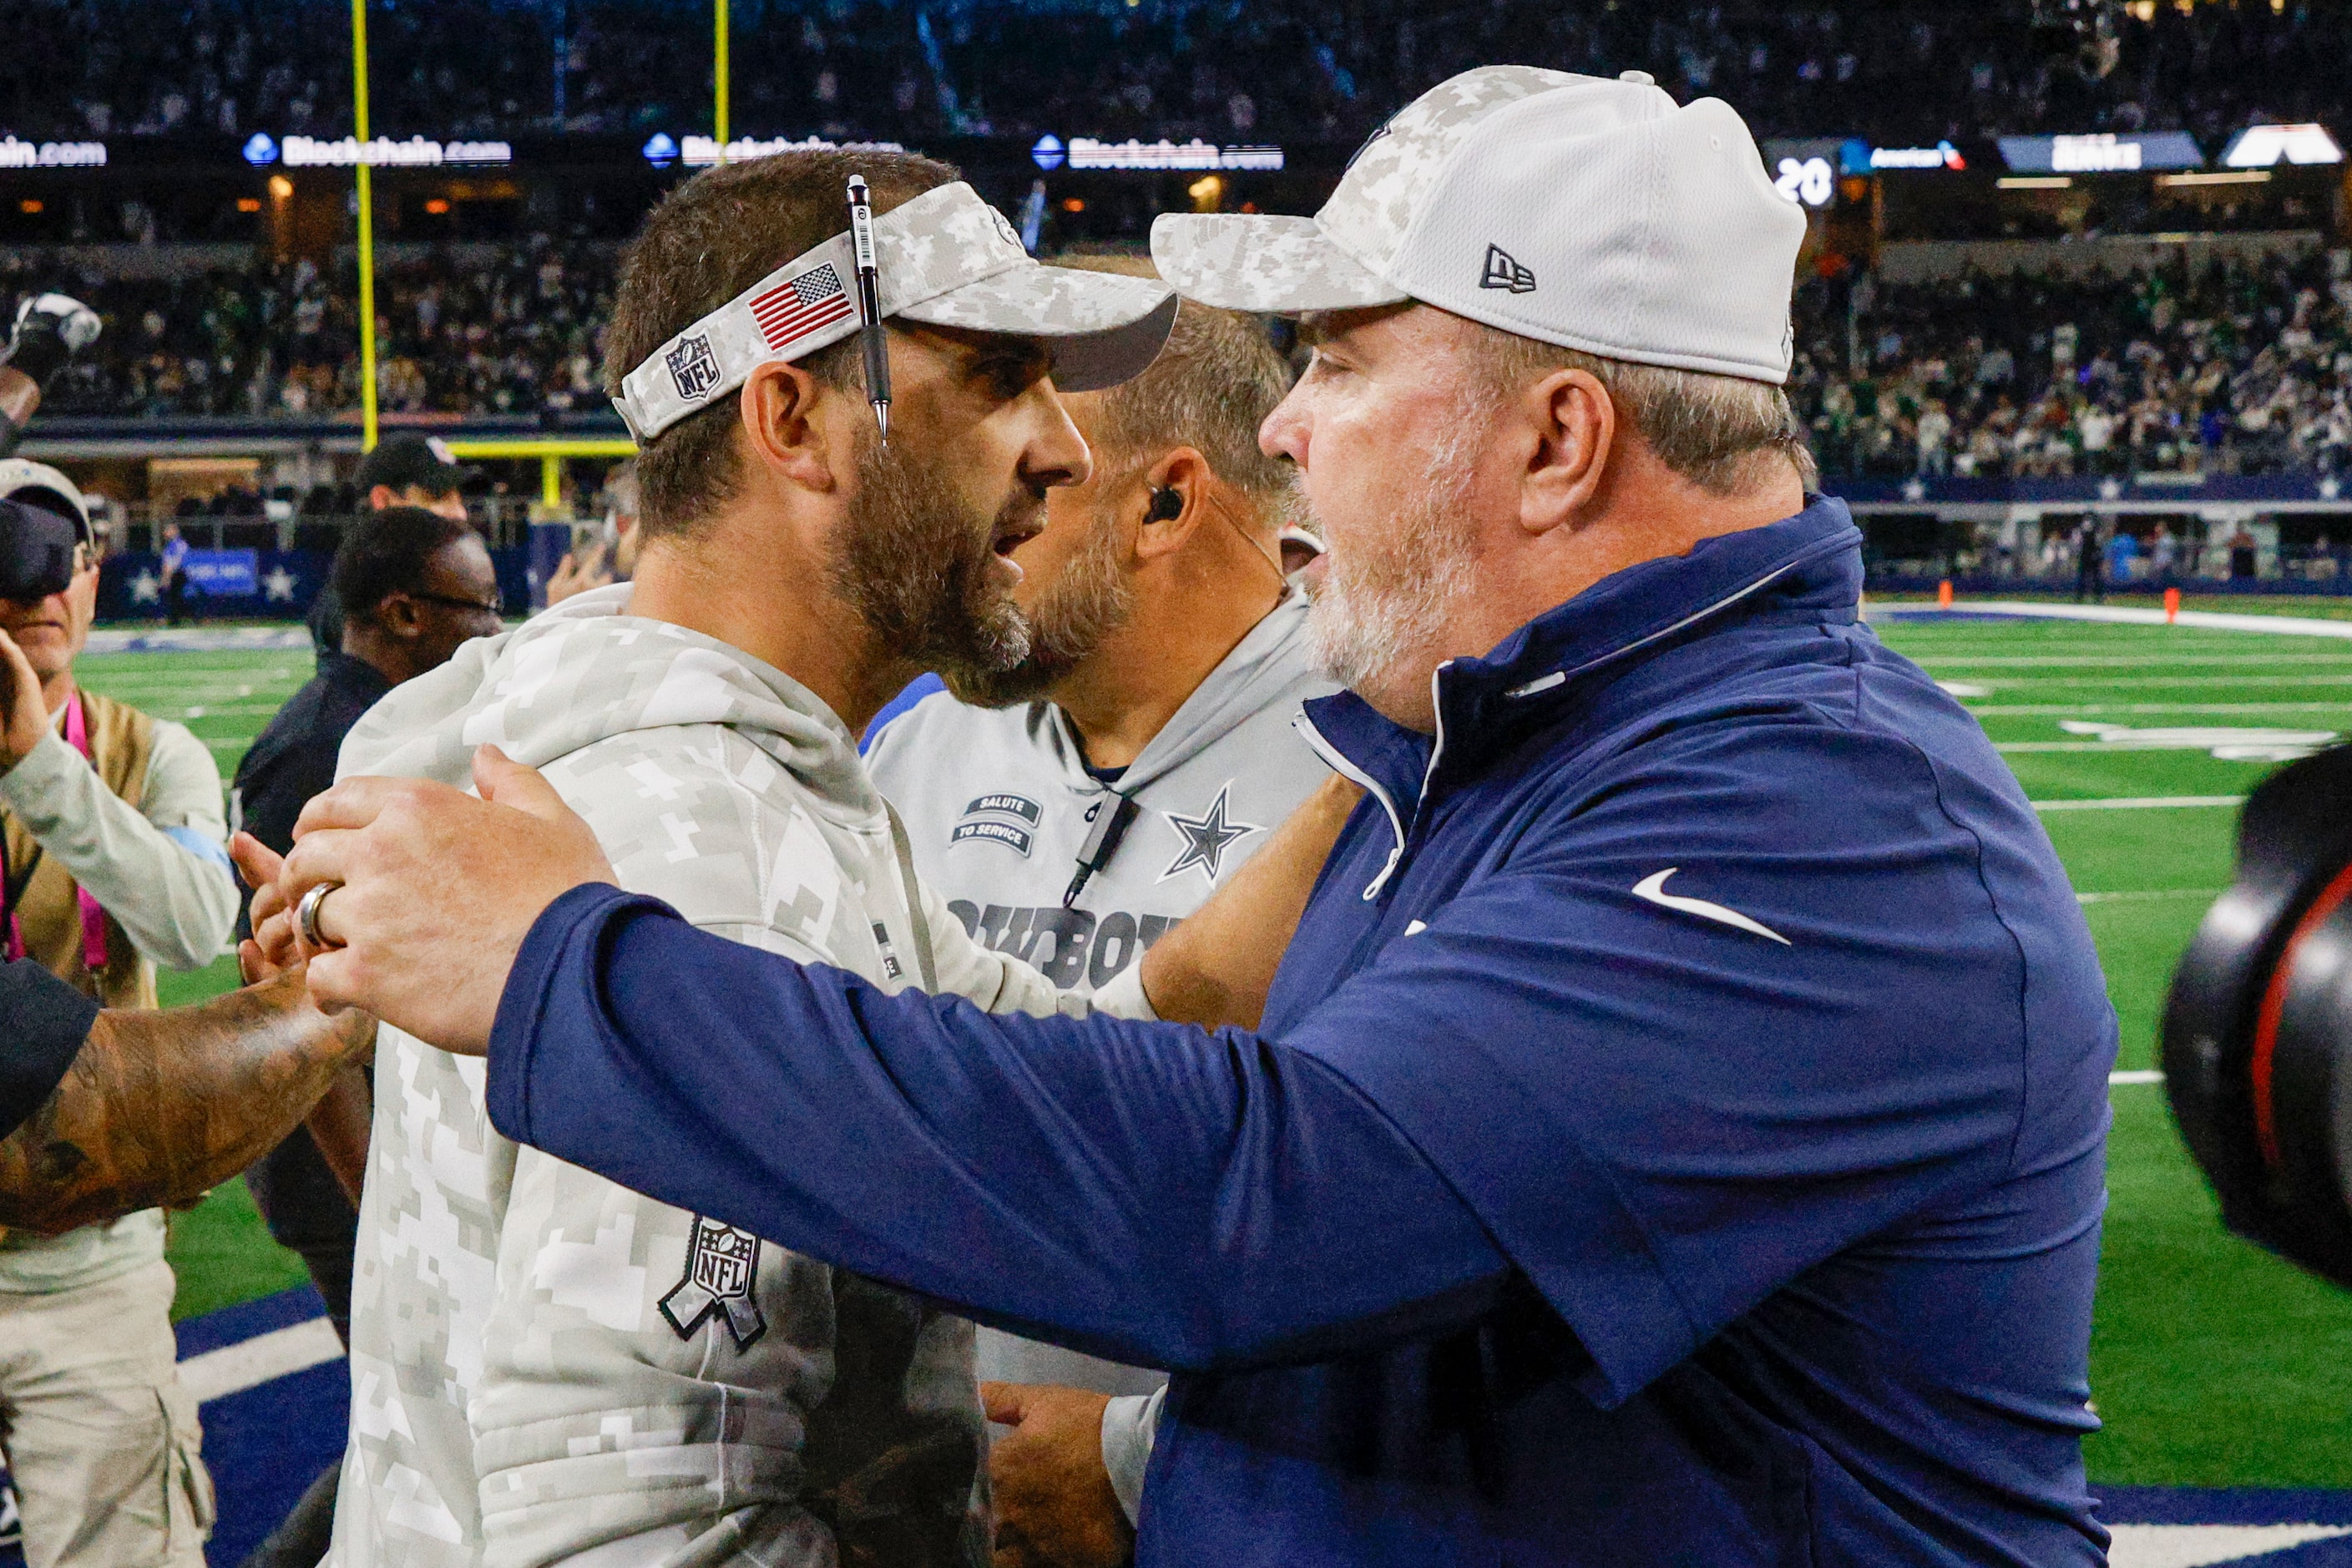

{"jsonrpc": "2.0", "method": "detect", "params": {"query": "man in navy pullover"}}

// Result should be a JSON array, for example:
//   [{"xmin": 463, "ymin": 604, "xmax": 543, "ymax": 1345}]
[{"xmin": 268, "ymin": 68, "xmax": 2117, "ymax": 1567}]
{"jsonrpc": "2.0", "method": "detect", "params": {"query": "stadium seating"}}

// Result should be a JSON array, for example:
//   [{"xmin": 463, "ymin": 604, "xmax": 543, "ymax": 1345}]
[{"xmin": 2, "ymin": 0, "xmax": 2345, "ymax": 148}]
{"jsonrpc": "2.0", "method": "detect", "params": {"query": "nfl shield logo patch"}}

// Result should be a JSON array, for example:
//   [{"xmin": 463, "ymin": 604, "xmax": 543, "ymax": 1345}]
[
  {"xmin": 659, "ymin": 1215, "xmax": 768, "ymax": 1349},
  {"xmin": 665, "ymin": 333, "xmax": 723, "ymax": 402}
]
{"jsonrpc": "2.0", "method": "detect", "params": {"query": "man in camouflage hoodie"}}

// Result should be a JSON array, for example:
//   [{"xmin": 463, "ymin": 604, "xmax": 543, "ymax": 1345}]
[{"xmin": 321, "ymin": 149, "xmax": 1178, "ymax": 1568}]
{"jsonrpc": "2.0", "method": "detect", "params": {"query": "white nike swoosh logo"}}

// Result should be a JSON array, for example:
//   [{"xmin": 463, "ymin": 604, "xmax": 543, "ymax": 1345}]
[{"xmin": 1631, "ymin": 869, "xmax": 1791, "ymax": 946}]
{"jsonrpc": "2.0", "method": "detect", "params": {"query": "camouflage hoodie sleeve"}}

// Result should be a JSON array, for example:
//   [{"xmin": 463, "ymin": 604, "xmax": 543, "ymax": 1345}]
[{"xmin": 470, "ymin": 729, "xmax": 990, "ymax": 1568}]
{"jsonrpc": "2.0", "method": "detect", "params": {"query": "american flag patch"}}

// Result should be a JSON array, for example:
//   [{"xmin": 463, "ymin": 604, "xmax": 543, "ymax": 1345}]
[{"xmin": 751, "ymin": 264, "xmax": 854, "ymax": 352}]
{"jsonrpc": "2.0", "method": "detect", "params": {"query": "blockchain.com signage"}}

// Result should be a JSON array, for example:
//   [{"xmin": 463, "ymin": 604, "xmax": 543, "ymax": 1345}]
[
  {"xmin": 0, "ymin": 135, "xmax": 107, "ymax": 168},
  {"xmin": 1030, "ymin": 134, "xmax": 1284, "ymax": 172},
  {"xmin": 1996, "ymin": 131, "xmax": 2204, "ymax": 174},
  {"xmin": 241, "ymin": 132, "xmax": 511, "ymax": 168}
]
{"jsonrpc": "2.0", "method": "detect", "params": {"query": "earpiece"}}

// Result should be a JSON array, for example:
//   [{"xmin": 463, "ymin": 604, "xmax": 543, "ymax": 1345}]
[{"xmin": 1145, "ymin": 487, "xmax": 1184, "ymax": 524}]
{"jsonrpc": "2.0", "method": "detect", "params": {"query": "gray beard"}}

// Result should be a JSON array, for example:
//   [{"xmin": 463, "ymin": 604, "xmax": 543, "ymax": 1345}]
[
  {"xmin": 1304, "ymin": 403, "xmax": 1486, "ymax": 699},
  {"xmin": 943, "ymin": 506, "xmax": 1135, "ymax": 708}
]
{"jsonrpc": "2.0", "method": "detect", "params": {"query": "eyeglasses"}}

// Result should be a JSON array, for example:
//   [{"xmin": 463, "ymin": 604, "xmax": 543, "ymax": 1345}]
[{"xmin": 404, "ymin": 589, "xmax": 503, "ymax": 618}]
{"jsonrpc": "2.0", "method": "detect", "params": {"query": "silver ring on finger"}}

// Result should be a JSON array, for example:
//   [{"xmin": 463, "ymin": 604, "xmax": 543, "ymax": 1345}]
[{"xmin": 296, "ymin": 880, "xmax": 344, "ymax": 951}]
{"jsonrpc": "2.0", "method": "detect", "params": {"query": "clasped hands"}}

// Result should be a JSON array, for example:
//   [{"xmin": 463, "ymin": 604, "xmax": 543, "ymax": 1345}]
[{"xmin": 234, "ymin": 744, "xmax": 618, "ymax": 1054}]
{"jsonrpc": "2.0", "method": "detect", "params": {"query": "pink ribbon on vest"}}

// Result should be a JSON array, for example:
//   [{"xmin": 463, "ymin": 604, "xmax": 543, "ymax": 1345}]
[{"xmin": 4, "ymin": 691, "xmax": 110, "ymax": 974}]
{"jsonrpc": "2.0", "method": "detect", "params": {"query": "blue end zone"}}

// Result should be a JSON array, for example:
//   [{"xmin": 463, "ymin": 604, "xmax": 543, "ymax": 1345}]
[
  {"xmin": 2101, "ymin": 1487, "xmax": 2352, "ymax": 1526},
  {"xmin": 197, "ymin": 1353, "xmax": 349, "ymax": 1565},
  {"xmin": 0, "ymin": 1287, "xmax": 346, "ymax": 1568},
  {"xmin": 5, "ymin": 1285, "xmax": 2349, "ymax": 1565}
]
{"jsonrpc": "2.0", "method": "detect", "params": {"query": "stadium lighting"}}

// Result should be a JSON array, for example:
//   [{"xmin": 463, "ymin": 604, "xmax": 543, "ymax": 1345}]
[
  {"xmin": 2222, "ymin": 124, "xmax": 2345, "ymax": 168},
  {"xmin": 2157, "ymin": 169, "xmax": 2272, "ymax": 187}
]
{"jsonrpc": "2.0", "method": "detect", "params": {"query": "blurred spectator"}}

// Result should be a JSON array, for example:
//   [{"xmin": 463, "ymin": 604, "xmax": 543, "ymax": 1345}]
[
  {"xmin": 544, "ymin": 463, "xmax": 640, "ymax": 606},
  {"xmin": 3, "ymin": 0, "xmax": 2351, "ymax": 155},
  {"xmin": 1791, "ymin": 245, "xmax": 2352, "ymax": 480}
]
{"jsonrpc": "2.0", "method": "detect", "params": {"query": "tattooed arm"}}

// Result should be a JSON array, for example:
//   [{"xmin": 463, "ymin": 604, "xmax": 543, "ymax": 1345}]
[{"xmin": 0, "ymin": 968, "xmax": 376, "ymax": 1235}]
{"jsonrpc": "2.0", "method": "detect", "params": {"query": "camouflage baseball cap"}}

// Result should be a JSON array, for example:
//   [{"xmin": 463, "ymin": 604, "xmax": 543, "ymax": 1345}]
[
  {"xmin": 1151, "ymin": 66, "xmax": 1807, "ymax": 385},
  {"xmin": 615, "ymin": 180, "xmax": 1178, "ymax": 440}
]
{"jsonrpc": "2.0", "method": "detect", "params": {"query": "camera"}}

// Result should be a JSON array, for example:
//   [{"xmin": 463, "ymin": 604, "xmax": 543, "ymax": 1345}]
[
  {"xmin": 2162, "ymin": 744, "xmax": 2352, "ymax": 1289},
  {"xmin": 0, "ymin": 497, "xmax": 84, "ymax": 604}
]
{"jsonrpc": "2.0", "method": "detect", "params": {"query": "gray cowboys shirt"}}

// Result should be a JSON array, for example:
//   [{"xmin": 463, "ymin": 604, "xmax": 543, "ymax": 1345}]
[{"xmin": 864, "ymin": 591, "xmax": 1335, "ymax": 1518}]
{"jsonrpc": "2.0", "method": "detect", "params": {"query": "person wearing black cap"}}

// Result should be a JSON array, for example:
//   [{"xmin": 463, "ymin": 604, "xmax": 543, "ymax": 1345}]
[{"xmin": 306, "ymin": 433, "xmax": 475, "ymax": 655}]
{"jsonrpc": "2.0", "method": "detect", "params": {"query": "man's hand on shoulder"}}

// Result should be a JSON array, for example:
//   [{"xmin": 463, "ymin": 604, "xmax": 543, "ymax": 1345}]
[
  {"xmin": 275, "ymin": 745, "xmax": 617, "ymax": 1053},
  {"xmin": 982, "ymin": 1382, "xmax": 1134, "ymax": 1568}
]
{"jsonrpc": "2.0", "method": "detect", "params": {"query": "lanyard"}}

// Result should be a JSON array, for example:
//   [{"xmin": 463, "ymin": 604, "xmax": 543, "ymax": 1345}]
[{"xmin": 3, "ymin": 691, "xmax": 109, "ymax": 975}]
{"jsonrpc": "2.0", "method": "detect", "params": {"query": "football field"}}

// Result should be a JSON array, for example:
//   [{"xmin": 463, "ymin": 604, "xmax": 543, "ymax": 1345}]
[{"xmin": 75, "ymin": 608, "xmax": 2352, "ymax": 1495}]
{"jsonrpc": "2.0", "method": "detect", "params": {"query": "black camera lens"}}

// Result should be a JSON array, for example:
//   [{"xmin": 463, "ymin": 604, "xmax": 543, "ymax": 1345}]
[{"xmin": 0, "ymin": 498, "xmax": 81, "ymax": 604}]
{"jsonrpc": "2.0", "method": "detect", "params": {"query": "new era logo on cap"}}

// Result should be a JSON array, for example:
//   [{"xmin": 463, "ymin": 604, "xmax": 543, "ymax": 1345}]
[
  {"xmin": 1149, "ymin": 66, "xmax": 1808, "ymax": 386},
  {"xmin": 1479, "ymin": 245, "xmax": 1536, "ymax": 293}
]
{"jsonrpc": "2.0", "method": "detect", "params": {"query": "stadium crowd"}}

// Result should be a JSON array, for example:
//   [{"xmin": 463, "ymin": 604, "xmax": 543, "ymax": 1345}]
[
  {"xmin": 0, "ymin": 237, "xmax": 611, "ymax": 419},
  {"xmin": 0, "ymin": 0, "xmax": 2344, "ymax": 149},
  {"xmin": 22, "ymin": 233, "xmax": 2352, "ymax": 485},
  {"xmin": 1796, "ymin": 245, "xmax": 2352, "ymax": 479}
]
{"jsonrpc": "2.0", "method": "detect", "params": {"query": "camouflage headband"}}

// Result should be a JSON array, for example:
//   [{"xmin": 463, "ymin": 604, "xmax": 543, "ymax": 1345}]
[{"xmin": 615, "ymin": 180, "xmax": 1177, "ymax": 440}]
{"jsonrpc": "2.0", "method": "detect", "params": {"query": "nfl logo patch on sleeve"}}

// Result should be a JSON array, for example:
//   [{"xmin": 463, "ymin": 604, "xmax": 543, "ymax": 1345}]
[{"xmin": 659, "ymin": 1215, "xmax": 768, "ymax": 1350}]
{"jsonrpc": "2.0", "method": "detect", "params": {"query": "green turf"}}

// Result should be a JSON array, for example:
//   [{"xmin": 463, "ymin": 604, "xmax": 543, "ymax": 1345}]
[
  {"xmin": 1874, "ymin": 615, "xmax": 2352, "ymax": 1486},
  {"xmin": 69, "ymin": 647, "xmax": 317, "ymax": 1324},
  {"xmin": 71, "ymin": 619, "xmax": 2352, "ymax": 1486}
]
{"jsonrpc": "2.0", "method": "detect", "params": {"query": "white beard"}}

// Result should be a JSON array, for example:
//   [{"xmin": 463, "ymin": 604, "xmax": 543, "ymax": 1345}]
[{"xmin": 1304, "ymin": 398, "xmax": 1488, "ymax": 698}]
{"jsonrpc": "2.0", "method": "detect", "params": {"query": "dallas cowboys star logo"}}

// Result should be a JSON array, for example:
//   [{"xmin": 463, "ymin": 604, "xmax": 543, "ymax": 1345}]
[{"xmin": 1159, "ymin": 782, "xmax": 1263, "ymax": 886}]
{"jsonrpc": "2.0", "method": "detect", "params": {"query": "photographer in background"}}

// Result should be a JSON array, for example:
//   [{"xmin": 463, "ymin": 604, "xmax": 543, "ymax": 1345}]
[{"xmin": 0, "ymin": 461, "xmax": 240, "ymax": 1568}]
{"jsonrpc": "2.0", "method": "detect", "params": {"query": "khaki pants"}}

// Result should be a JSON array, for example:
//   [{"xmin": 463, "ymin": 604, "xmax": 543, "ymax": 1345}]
[{"xmin": 0, "ymin": 1258, "xmax": 213, "ymax": 1568}]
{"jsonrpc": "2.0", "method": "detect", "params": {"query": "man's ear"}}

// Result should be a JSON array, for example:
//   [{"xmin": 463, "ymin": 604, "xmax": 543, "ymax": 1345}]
[
  {"xmin": 1134, "ymin": 448, "xmax": 1214, "ymax": 562},
  {"xmin": 738, "ymin": 361, "xmax": 843, "ymax": 493},
  {"xmin": 367, "ymin": 484, "xmax": 401, "ymax": 511},
  {"xmin": 377, "ymin": 594, "xmax": 424, "ymax": 642},
  {"xmin": 1521, "ymin": 368, "xmax": 1615, "ymax": 537}
]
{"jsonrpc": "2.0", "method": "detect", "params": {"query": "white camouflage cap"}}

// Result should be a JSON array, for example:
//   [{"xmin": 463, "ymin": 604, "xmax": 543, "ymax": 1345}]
[
  {"xmin": 0, "ymin": 458, "xmax": 92, "ymax": 541},
  {"xmin": 1151, "ymin": 66, "xmax": 1806, "ymax": 384},
  {"xmin": 615, "ymin": 180, "xmax": 1179, "ymax": 440}
]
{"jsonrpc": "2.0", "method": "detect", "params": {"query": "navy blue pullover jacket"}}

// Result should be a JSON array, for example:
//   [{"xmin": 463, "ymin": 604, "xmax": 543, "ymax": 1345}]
[{"xmin": 486, "ymin": 497, "xmax": 2117, "ymax": 1566}]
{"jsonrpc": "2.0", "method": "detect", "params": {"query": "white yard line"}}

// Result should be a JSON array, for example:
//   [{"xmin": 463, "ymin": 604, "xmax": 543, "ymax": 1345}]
[
  {"xmin": 86, "ymin": 627, "xmax": 316, "ymax": 655},
  {"xmin": 1954, "ymin": 675, "xmax": 2352, "ymax": 690},
  {"xmin": 2077, "ymin": 889, "xmax": 2223, "ymax": 904},
  {"xmin": 1872, "ymin": 602, "xmax": 2352, "ymax": 638},
  {"xmin": 1997, "ymin": 741, "xmax": 2279, "ymax": 753},
  {"xmin": 176, "ymin": 1316, "xmax": 343, "ymax": 1404},
  {"xmin": 1973, "ymin": 701, "xmax": 2352, "ymax": 716},
  {"xmin": 2031, "ymin": 796, "xmax": 2247, "ymax": 811},
  {"xmin": 1914, "ymin": 653, "xmax": 2352, "ymax": 668}
]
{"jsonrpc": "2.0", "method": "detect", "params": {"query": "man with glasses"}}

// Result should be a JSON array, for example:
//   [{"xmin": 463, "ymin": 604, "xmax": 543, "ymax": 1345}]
[
  {"xmin": 226, "ymin": 504, "xmax": 501, "ymax": 1568},
  {"xmin": 0, "ymin": 460, "xmax": 240, "ymax": 1568}
]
